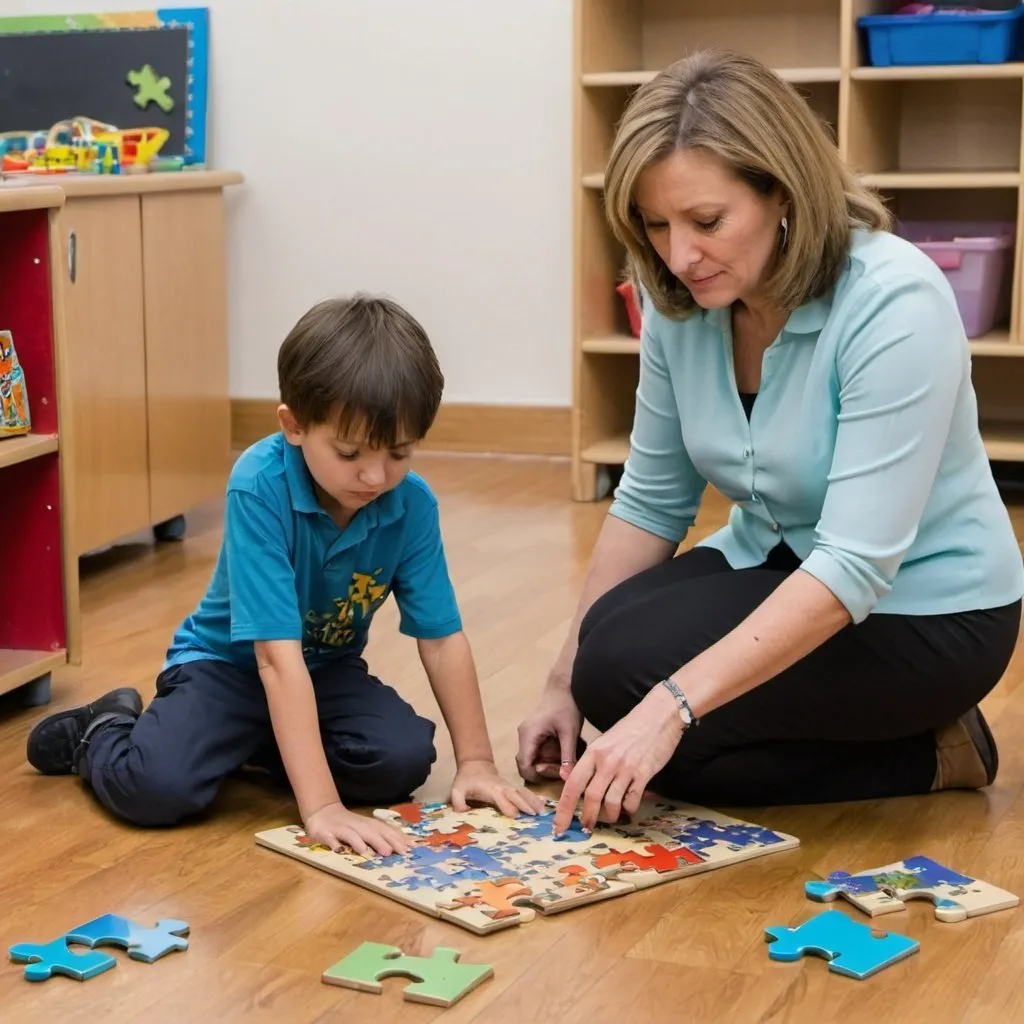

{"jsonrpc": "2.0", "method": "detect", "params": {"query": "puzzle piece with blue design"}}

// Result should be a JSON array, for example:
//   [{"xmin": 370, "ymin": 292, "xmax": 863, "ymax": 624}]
[
  {"xmin": 805, "ymin": 854, "xmax": 1019, "ymax": 923},
  {"xmin": 64, "ymin": 914, "xmax": 189, "ymax": 963},
  {"xmin": 8, "ymin": 937, "xmax": 117, "ymax": 983},
  {"xmin": 254, "ymin": 798, "xmax": 799, "ymax": 934},
  {"xmin": 765, "ymin": 909, "xmax": 919, "ymax": 980}
]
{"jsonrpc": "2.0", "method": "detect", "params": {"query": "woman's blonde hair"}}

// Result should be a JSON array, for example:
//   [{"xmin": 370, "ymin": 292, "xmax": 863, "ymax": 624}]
[{"xmin": 605, "ymin": 49, "xmax": 891, "ymax": 320}]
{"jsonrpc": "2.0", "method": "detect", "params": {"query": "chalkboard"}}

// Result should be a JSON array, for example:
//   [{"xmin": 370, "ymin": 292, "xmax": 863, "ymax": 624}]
[{"xmin": 0, "ymin": 9, "xmax": 209, "ymax": 163}]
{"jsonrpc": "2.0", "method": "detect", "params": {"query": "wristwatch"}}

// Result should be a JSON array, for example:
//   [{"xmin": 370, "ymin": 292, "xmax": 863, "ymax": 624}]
[{"xmin": 660, "ymin": 678, "xmax": 698, "ymax": 729}]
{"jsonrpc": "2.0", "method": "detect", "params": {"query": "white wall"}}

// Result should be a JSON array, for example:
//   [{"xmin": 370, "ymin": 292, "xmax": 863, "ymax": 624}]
[{"xmin": 4, "ymin": 1, "xmax": 574, "ymax": 405}]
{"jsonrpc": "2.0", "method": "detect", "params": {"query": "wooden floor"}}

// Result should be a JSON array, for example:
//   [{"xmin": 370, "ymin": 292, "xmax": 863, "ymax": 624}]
[{"xmin": 4, "ymin": 453, "xmax": 1024, "ymax": 1022}]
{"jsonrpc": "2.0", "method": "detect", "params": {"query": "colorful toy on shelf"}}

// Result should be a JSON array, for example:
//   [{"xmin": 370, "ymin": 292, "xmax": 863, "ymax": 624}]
[
  {"xmin": 0, "ymin": 116, "xmax": 169, "ymax": 176},
  {"xmin": 617, "ymin": 279, "xmax": 643, "ymax": 338},
  {"xmin": 0, "ymin": 329, "xmax": 31, "ymax": 438}
]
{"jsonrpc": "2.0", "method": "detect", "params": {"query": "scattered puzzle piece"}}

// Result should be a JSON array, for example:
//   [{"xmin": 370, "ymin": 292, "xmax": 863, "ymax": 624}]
[
  {"xmin": 127, "ymin": 64, "xmax": 174, "ymax": 112},
  {"xmin": 8, "ymin": 937, "xmax": 117, "ymax": 982},
  {"xmin": 322, "ymin": 942, "xmax": 492, "ymax": 1007},
  {"xmin": 805, "ymin": 854, "xmax": 1019, "ymax": 923},
  {"xmin": 65, "ymin": 915, "xmax": 190, "ymax": 963},
  {"xmin": 765, "ymin": 909, "xmax": 919, "ymax": 980}
]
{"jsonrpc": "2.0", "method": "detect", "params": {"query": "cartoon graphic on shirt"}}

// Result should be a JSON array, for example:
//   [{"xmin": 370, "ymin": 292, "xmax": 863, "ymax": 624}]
[{"xmin": 303, "ymin": 569, "xmax": 389, "ymax": 653}]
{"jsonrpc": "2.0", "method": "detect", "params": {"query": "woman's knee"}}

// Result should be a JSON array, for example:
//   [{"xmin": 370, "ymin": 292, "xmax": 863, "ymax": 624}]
[{"xmin": 570, "ymin": 629, "xmax": 642, "ymax": 732}]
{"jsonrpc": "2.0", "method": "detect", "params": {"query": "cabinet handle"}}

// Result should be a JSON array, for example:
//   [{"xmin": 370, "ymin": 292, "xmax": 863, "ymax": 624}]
[{"xmin": 68, "ymin": 231, "xmax": 77, "ymax": 284}]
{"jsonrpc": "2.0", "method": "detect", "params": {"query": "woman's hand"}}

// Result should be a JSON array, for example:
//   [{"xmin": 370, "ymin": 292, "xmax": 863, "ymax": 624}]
[
  {"xmin": 515, "ymin": 681, "xmax": 583, "ymax": 783},
  {"xmin": 552, "ymin": 684, "xmax": 683, "ymax": 834},
  {"xmin": 451, "ymin": 760, "xmax": 549, "ymax": 817},
  {"xmin": 303, "ymin": 801, "xmax": 413, "ymax": 858}
]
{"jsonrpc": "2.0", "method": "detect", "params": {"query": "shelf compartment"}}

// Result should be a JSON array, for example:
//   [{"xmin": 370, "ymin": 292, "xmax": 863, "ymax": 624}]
[
  {"xmin": 861, "ymin": 172, "xmax": 1022, "ymax": 189},
  {"xmin": 578, "ymin": 189, "xmax": 631, "ymax": 340},
  {"xmin": 640, "ymin": 0, "xmax": 841, "ymax": 75},
  {"xmin": 577, "ymin": 347, "xmax": 638, "ymax": 469},
  {"xmin": 0, "ymin": 649, "xmax": 64, "ymax": 699},
  {"xmin": 0, "ymin": 453, "xmax": 66, "ymax": 655},
  {"xmin": 0, "ymin": 432, "xmax": 58, "ymax": 470},
  {"xmin": 845, "ymin": 77, "xmax": 1022, "ymax": 178}
]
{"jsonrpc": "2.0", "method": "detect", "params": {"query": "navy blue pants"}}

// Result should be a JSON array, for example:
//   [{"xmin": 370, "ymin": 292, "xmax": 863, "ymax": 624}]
[{"xmin": 79, "ymin": 657, "xmax": 437, "ymax": 827}]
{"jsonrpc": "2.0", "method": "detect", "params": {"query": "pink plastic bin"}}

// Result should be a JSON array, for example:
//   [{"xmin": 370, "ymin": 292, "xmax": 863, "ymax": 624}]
[{"xmin": 898, "ymin": 220, "xmax": 1016, "ymax": 338}]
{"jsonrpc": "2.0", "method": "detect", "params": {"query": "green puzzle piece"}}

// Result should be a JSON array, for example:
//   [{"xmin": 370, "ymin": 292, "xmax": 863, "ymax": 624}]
[
  {"xmin": 322, "ymin": 942, "xmax": 493, "ymax": 1007},
  {"xmin": 127, "ymin": 64, "xmax": 174, "ymax": 113}
]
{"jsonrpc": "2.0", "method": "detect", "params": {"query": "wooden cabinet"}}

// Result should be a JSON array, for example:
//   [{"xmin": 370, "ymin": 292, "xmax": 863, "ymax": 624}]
[
  {"xmin": 53, "ymin": 172, "xmax": 241, "ymax": 553},
  {"xmin": 61, "ymin": 195, "xmax": 151, "ymax": 554}
]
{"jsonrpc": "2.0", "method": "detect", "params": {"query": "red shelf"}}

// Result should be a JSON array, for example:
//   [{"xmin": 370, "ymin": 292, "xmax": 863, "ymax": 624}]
[{"xmin": 0, "ymin": 204, "xmax": 66, "ymax": 693}]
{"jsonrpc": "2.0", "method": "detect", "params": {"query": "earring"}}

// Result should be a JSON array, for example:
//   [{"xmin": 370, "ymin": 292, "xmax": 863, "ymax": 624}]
[{"xmin": 780, "ymin": 216, "xmax": 789, "ymax": 249}]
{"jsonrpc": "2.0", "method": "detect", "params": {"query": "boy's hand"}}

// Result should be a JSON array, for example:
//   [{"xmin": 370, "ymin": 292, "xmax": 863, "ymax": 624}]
[
  {"xmin": 303, "ymin": 801, "xmax": 413, "ymax": 858},
  {"xmin": 451, "ymin": 760, "xmax": 548, "ymax": 818}
]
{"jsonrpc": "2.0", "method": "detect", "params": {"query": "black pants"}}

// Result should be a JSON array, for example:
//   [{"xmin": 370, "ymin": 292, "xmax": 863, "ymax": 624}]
[
  {"xmin": 79, "ymin": 657, "xmax": 437, "ymax": 827},
  {"xmin": 571, "ymin": 544, "xmax": 1021, "ymax": 806}
]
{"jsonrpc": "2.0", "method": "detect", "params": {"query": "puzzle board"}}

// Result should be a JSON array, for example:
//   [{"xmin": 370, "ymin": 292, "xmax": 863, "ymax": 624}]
[
  {"xmin": 805, "ymin": 854, "xmax": 1019, "ymax": 923},
  {"xmin": 255, "ymin": 799, "xmax": 800, "ymax": 934}
]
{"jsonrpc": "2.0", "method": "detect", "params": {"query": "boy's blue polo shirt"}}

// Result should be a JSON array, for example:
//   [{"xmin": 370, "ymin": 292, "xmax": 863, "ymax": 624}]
[{"xmin": 164, "ymin": 433, "xmax": 463, "ymax": 671}]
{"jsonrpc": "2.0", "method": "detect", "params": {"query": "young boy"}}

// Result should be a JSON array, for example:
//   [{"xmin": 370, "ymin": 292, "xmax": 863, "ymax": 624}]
[{"xmin": 27, "ymin": 294, "xmax": 545, "ymax": 856}]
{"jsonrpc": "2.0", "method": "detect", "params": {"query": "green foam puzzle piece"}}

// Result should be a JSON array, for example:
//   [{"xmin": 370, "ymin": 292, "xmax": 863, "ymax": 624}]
[
  {"xmin": 322, "ymin": 941, "xmax": 493, "ymax": 1007},
  {"xmin": 127, "ymin": 64, "xmax": 174, "ymax": 113}
]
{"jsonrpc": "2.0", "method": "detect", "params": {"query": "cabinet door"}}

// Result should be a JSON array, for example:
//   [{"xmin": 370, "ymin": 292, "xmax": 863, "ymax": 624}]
[
  {"xmin": 141, "ymin": 190, "xmax": 231, "ymax": 525},
  {"xmin": 62, "ymin": 196, "xmax": 151, "ymax": 555}
]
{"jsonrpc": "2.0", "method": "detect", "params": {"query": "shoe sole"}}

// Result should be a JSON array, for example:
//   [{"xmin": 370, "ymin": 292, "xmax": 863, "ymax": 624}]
[{"xmin": 962, "ymin": 706, "xmax": 998, "ymax": 786}]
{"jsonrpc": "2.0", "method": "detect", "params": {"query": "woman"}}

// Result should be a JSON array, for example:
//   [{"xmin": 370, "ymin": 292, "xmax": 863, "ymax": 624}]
[{"xmin": 516, "ymin": 49, "xmax": 1024, "ymax": 836}]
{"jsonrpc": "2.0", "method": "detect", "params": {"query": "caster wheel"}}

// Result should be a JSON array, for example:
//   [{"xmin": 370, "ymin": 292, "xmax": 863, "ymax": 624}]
[{"xmin": 154, "ymin": 514, "xmax": 187, "ymax": 543}]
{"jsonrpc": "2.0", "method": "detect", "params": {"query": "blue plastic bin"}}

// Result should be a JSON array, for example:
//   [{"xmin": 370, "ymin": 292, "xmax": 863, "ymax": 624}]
[{"xmin": 859, "ymin": 6, "xmax": 1024, "ymax": 66}]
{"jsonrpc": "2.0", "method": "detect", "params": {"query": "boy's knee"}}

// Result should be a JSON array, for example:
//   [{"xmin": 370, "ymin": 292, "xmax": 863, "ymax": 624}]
[{"xmin": 329, "ymin": 716, "xmax": 436, "ymax": 804}]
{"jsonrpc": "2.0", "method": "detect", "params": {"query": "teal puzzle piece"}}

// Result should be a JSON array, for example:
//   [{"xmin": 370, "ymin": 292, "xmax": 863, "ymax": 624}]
[
  {"xmin": 765, "ymin": 909, "xmax": 919, "ymax": 980},
  {"xmin": 8, "ymin": 937, "xmax": 117, "ymax": 982},
  {"xmin": 65, "ymin": 914, "xmax": 190, "ymax": 963}
]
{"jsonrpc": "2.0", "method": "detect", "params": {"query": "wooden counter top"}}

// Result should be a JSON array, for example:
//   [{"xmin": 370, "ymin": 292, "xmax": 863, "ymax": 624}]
[
  {"xmin": 0, "ymin": 185, "xmax": 64, "ymax": 213},
  {"xmin": 0, "ymin": 169, "xmax": 243, "ymax": 200}
]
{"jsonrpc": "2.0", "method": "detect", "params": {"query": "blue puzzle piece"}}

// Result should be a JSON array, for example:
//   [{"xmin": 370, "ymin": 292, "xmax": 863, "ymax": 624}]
[
  {"xmin": 64, "ymin": 914, "xmax": 189, "ymax": 963},
  {"xmin": 9, "ymin": 937, "xmax": 117, "ymax": 982},
  {"xmin": 902, "ymin": 855, "xmax": 974, "ymax": 889},
  {"xmin": 671, "ymin": 820, "xmax": 786, "ymax": 854},
  {"xmin": 511, "ymin": 811, "xmax": 589, "ymax": 843},
  {"xmin": 457, "ymin": 846, "xmax": 509, "ymax": 875},
  {"xmin": 386, "ymin": 868, "xmax": 459, "ymax": 892},
  {"xmin": 765, "ymin": 909, "xmax": 919, "ymax": 980},
  {"xmin": 806, "ymin": 855, "xmax": 976, "ymax": 906}
]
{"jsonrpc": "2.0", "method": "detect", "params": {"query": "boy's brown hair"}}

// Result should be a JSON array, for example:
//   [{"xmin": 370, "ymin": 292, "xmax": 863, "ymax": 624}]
[{"xmin": 278, "ymin": 293, "xmax": 444, "ymax": 446}]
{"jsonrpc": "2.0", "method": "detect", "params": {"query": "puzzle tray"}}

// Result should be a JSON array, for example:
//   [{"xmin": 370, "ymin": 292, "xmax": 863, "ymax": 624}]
[{"xmin": 255, "ymin": 799, "xmax": 800, "ymax": 935}]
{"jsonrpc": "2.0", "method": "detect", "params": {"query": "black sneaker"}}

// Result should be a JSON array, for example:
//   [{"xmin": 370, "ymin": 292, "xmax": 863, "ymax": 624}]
[{"xmin": 26, "ymin": 687, "xmax": 143, "ymax": 776}]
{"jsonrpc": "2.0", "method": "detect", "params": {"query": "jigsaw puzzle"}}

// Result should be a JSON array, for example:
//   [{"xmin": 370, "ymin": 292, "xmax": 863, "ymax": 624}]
[
  {"xmin": 805, "ymin": 854, "xmax": 1019, "ymax": 923},
  {"xmin": 765, "ymin": 909, "xmax": 919, "ymax": 980},
  {"xmin": 323, "ymin": 942, "xmax": 493, "ymax": 1007},
  {"xmin": 255, "ymin": 798, "xmax": 800, "ymax": 934}
]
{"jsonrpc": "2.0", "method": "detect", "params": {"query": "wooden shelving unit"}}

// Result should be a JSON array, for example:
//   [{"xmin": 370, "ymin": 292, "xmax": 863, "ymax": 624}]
[
  {"xmin": 0, "ymin": 187, "xmax": 79, "ymax": 704},
  {"xmin": 572, "ymin": 0, "xmax": 1024, "ymax": 499}
]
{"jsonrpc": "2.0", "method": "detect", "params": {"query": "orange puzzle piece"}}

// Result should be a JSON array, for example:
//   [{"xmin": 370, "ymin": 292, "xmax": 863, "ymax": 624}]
[
  {"xmin": 440, "ymin": 878, "xmax": 532, "ymax": 920},
  {"xmin": 416, "ymin": 823, "xmax": 478, "ymax": 850},
  {"xmin": 592, "ymin": 843, "xmax": 703, "ymax": 874}
]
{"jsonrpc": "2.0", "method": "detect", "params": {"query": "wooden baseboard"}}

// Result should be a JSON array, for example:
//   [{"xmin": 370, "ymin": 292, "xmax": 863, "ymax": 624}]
[{"xmin": 231, "ymin": 399, "xmax": 571, "ymax": 457}]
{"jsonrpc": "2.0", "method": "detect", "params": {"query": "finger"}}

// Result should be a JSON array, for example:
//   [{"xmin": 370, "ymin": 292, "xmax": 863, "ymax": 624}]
[
  {"xmin": 510, "ymin": 787, "xmax": 546, "ymax": 816},
  {"xmin": 599, "ymin": 775, "xmax": 632, "ymax": 826},
  {"xmin": 534, "ymin": 761, "xmax": 567, "ymax": 780},
  {"xmin": 553, "ymin": 757, "xmax": 595, "ymax": 834},
  {"xmin": 622, "ymin": 781, "xmax": 646, "ymax": 818},
  {"xmin": 450, "ymin": 787, "xmax": 470, "ymax": 813},
  {"xmin": 339, "ymin": 829, "xmax": 369, "ymax": 857},
  {"xmin": 389, "ymin": 825, "xmax": 414, "ymax": 854},
  {"xmin": 558, "ymin": 725, "xmax": 579, "ymax": 770},
  {"xmin": 580, "ymin": 761, "xmax": 620, "ymax": 832},
  {"xmin": 493, "ymin": 789, "xmax": 522, "ymax": 819}
]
